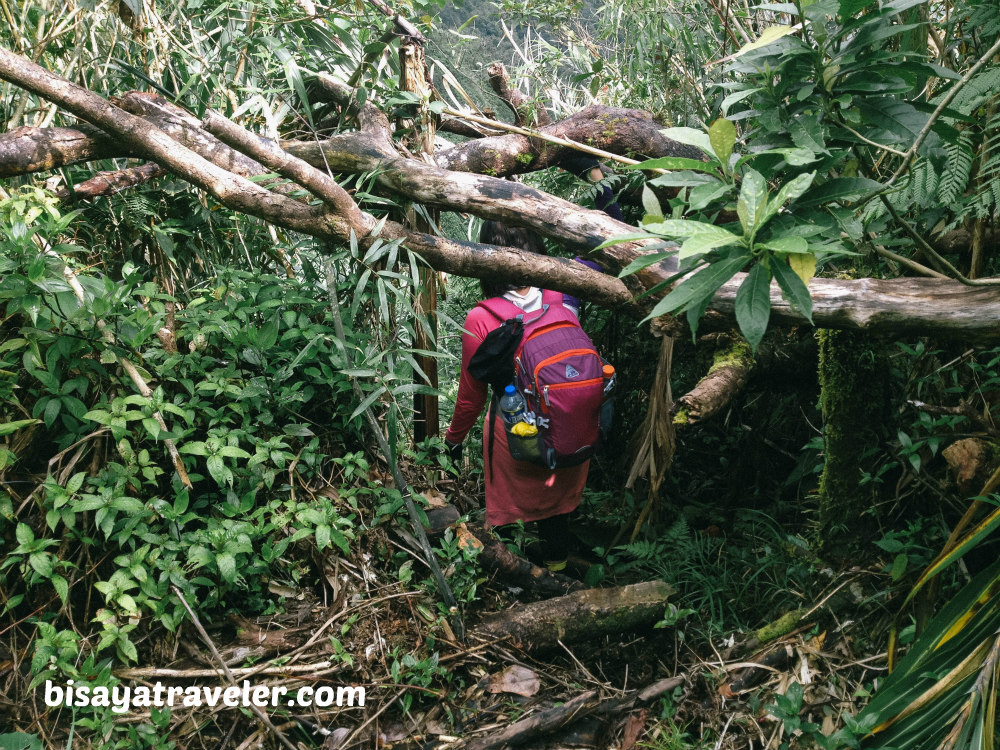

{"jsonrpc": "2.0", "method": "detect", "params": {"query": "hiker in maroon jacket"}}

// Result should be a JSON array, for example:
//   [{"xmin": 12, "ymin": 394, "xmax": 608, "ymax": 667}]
[
  {"xmin": 443, "ymin": 221, "xmax": 599, "ymax": 573},
  {"xmin": 444, "ymin": 157, "xmax": 622, "ymax": 572}
]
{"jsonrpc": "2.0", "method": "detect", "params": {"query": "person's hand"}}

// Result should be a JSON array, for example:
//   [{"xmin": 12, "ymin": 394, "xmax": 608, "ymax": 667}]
[{"xmin": 444, "ymin": 439, "xmax": 463, "ymax": 465}]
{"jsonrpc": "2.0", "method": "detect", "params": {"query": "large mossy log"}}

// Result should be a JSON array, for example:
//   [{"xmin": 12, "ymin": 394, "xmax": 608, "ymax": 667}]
[{"xmin": 473, "ymin": 580, "xmax": 674, "ymax": 652}]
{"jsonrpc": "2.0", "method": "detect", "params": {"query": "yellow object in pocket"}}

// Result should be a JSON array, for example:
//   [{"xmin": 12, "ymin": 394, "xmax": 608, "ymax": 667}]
[{"xmin": 510, "ymin": 421, "xmax": 538, "ymax": 437}]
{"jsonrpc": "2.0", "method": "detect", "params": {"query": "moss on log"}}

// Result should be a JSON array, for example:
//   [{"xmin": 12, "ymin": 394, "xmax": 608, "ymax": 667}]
[{"xmin": 817, "ymin": 329, "xmax": 890, "ymax": 553}]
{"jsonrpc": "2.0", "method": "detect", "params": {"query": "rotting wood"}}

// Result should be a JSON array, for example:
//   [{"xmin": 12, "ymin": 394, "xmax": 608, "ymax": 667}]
[
  {"xmin": 472, "ymin": 580, "xmax": 674, "ymax": 652},
  {"xmin": 461, "ymin": 675, "xmax": 686, "ymax": 750},
  {"xmin": 468, "ymin": 525, "xmax": 588, "ymax": 598},
  {"xmin": 461, "ymin": 690, "xmax": 601, "ymax": 750},
  {"xmin": 676, "ymin": 335, "xmax": 755, "ymax": 425}
]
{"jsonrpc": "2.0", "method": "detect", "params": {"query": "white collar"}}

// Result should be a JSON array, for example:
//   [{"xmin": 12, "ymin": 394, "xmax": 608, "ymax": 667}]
[{"xmin": 504, "ymin": 287, "xmax": 543, "ymax": 312}]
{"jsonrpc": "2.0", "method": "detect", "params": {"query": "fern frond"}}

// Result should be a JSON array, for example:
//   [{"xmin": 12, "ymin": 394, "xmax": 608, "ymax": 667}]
[
  {"xmin": 939, "ymin": 132, "xmax": 975, "ymax": 206},
  {"xmin": 969, "ymin": 2, "xmax": 1000, "ymax": 37},
  {"xmin": 942, "ymin": 67, "xmax": 1000, "ymax": 116}
]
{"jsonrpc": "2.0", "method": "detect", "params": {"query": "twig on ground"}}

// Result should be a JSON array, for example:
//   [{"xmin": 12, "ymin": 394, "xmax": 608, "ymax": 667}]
[{"xmin": 172, "ymin": 586, "xmax": 299, "ymax": 750}]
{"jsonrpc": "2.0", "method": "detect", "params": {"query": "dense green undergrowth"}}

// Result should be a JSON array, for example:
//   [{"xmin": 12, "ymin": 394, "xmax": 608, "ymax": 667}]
[{"xmin": 0, "ymin": 190, "xmax": 464, "ymax": 743}]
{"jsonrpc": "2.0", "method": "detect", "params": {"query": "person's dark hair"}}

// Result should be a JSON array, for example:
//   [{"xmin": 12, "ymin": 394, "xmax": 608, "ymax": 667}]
[{"xmin": 478, "ymin": 220, "xmax": 547, "ymax": 298}]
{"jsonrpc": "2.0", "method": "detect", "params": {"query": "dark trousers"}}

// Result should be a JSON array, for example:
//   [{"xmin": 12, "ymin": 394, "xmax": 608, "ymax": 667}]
[{"xmin": 498, "ymin": 512, "xmax": 572, "ymax": 563}]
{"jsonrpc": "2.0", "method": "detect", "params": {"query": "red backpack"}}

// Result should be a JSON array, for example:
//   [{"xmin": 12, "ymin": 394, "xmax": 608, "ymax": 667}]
[{"xmin": 476, "ymin": 290, "xmax": 606, "ymax": 469}]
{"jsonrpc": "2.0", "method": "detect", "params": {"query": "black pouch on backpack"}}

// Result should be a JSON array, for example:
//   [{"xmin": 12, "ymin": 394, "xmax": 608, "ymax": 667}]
[{"xmin": 468, "ymin": 317, "xmax": 524, "ymax": 392}]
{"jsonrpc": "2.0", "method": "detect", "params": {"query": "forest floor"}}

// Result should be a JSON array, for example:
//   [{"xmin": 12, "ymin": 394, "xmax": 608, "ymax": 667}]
[{"xmin": 10, "ymin": 463, "xmax": 910, "ymax": 750}]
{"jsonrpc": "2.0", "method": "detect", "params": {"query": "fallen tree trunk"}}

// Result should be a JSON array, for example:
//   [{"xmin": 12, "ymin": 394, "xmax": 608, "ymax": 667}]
[
  {"xmin": 676, "ymin": 336, "xmax": 755, "ymax": 425},
  {"xmin": 709, "ymin": 273, "xmax": 1000, "ymax": 344},
  {"xmin": 472, "ymin": 580, "xmax": 674, "ymax": 652},
  {"xmin": 463, "ymin": 690, "xmax": 601, "ymax": 750},
  {"xmin": 2, "ymin": 49, "xmax": 1000, "ymax": 341},
  {"xmin": 461, "ymin": 675, "xmax": 687, "ymax": 750},
  {"xmin": 469, "ymin": 526, "xmax": 588, "ymax": 598}
]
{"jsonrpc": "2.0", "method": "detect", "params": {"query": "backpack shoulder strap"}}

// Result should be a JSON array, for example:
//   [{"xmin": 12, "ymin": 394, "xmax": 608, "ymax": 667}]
[
  {"xmin": 478, "ymin": 295, "xmax": 550, "ymax": 325},
  {"xmin": 541, "ymin": 289, "xmax": 565, "ymax": 307},
  {"xmin": 476, "ymin": 296, "xmax": 523, "ymax": 322}
]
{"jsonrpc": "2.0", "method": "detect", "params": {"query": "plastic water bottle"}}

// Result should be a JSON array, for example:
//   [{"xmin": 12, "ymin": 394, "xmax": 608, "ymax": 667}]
[
  {"xmin": 600, "ymin": 365, "xmax": 615, "ymax": 442},
  {"xmin": 499, "ymin": 384, "xmax": 526, "ymax": 425},
  {"xmin": 602, "ymin": 364, "xmax": 616, "ymax": 395}
]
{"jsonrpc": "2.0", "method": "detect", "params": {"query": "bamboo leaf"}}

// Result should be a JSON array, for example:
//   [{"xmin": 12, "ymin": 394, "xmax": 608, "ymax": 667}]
[{"xmin": 734, "ymin": 25, "xmax": 796, "ymax": 58}]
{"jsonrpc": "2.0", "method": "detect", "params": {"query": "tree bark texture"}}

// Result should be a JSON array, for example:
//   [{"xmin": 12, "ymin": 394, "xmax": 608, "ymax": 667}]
[
  {"xmin": 817, "ymin": 329, "xmax": 891, "ymax": 553},
  {"xmin": 2, "ymin": 47, "xmax": 1000, "ymax": 341},
  {"xmin": 472, "ymin": 580, "xmax": 674, "ymax": 652}
]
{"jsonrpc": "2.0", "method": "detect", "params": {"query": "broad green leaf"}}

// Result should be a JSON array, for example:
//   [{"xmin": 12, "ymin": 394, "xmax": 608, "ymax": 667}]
[
  {"xmin": 708, "ymin": 118, "xmax": 737, "ymax": 168},
  {"xmin": 721, "ymin": 87, "xmax": 760, "ymax": 114},
  {"xmin": 733, "ymin": 25, "xmax": 796, "ymax": 58},
  {"xmin": 758, "ymin": 236, "xmax": 809, "ymax": 254},
  {"xmin": 51, "ymin": 574, "xmax": 69, "ymax": 605},
  {"xmin": 0, "ymin": 419, "xmax": 40, "ymax": 436},
  {"xmin": 688, "ymin": 181, "xmax": 732, "ymax": 210},
  {"xmin": 645, "ymin": 254, "xmax": 748, "ymax": 321},
  {"xmin": 649, "ymin": 171, "xmax": 717, "ymax": 188},
  {"xmin": 795, "ymin": 177, "xmax": 882, "ymax": 207},
  {"xmin": 206, "ymin": 455, "xmax": 228, "ymax": 485},
  {"xmin": 747, "ymin": 148, "xmax": 819, "ymax": 166},
  {"xmin": 216, "ymin": 552, "xmax": 237, "ymax": 582},
  {"xmin": 764, "ymin": 172, "xmax": 816, "ymax": 227},
  {"xmin": 737, "ymin": 170, "xmax": 767, "ymax": 233},
  {"xmin": 858, "ymin": 99, "xmax": 930, "ymax": 147},
  {"xmin": 316, "ymin": 523, "xmax": 331, "ymax": 551},
  {"xmin": 641, "ymin": 185, "xmax": 662, "ymax": 219},
  {"xmin": 735, "ymin": 264, "xmax": 772, "ymax": 351},
  {"xmin": 65, "ymin": 472, "xmax": 85, "ymax": 494},
  {"xmin": 329, "ymin": 528, "xmax": 350, "ymax": 555},
  {"xmin": 643, "ymin": 219, "xmax": 742, "ymax": 244},
  {"xmin": 771, "ymin": 257, "xmax": 814, "ymax": 323},
  {"xmin": 626, "ymin": 157, "xmax": 715, "ymax": 172},
  {"xmin": 596, "ymin": 232, "xmax": 662, "ymax": 250},
  {"xmin": 617, "ymin": 250, "xmax": 680, "ymax": 278},
  {"xmin": 788, "ymin": 253, "xmax": 818, "ymax": 285},
  {"xmin": 678, "ymin": 233, "xmax": 737, "ymax": 260},
  {"xmin": 217, "ymin": 446, "xmax": 251, "ymax": 459},
  {"xmin": 29, "ymin": 552, "xmax": 53, "ymax": 578},
  {"xmin": 258, "ymin": 320, "xmax": 278, "ymax": 350},
  {"xmin": 659, "ymin": 127, "xmax": 715, "ymax": 158},
  {"xmin": 15, "ymin": 523, "xmax": 33, "ymax": 546},
  {"xmin": 890, "ymin": 553, "xmax": 908, "ymax": 581},
  {"xmin": 789, "ymin": 116, "xmax": 828, "ymax": 154}
]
